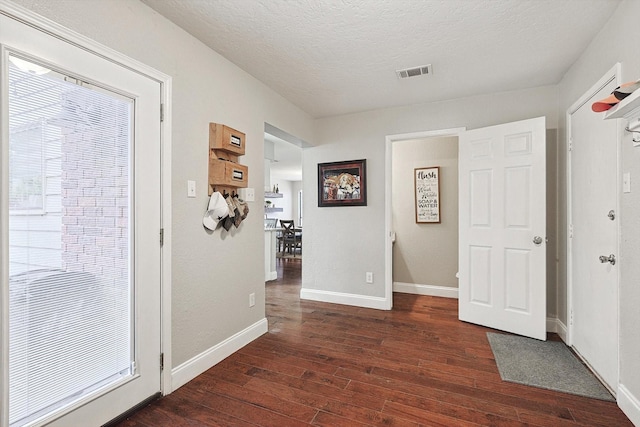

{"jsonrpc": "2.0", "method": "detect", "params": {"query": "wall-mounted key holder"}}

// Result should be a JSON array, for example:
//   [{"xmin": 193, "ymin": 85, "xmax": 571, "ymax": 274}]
[
  {"xmin": 209, "ymin": 123, "xmax": 245, "ymax": 156},
  {"xmin": 209, "ymin": 158, "xmax": 248, "ymax": 186},
  {"xmin": 208, "ymin": 123, "xmax": 249, "ymax": 195}
]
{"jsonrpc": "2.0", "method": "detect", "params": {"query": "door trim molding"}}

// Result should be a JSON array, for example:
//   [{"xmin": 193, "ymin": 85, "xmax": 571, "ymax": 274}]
[
  {"xmin": 618, "ymin": 384, "xmax": 640, "ymax": 426},
  {"xmin": 565, "ymin": 63, "xmax": 621, "ymax": 387},
  {"xmin": 384, "ymin": 128, "xmax": 465, "ymax": 310},
  {"xmin": 0, "ymin": 0, "xmax": 174, "ymax": 404}
]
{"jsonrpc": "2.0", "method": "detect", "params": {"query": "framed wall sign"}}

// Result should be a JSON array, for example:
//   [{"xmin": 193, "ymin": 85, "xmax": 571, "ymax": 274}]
[
  {"xmin": 414, "ymin": 166, "xmax": 440, "ymax": 223},
  {"xmin": 317, "ymin": 159, "xmax": 367, "ymax": 207}
]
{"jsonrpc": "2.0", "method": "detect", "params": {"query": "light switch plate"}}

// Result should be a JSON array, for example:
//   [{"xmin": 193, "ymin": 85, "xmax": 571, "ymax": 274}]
[
  {"xmin": 623, "ymin": 172, "xmax": 631, "ymax": 193},
  {"xmin": 187, "ymin": 180, "xmax": 196, "ymax": 198}
]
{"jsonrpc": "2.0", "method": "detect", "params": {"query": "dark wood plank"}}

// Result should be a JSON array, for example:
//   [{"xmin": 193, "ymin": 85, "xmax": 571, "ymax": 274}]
[
  {"xmin": 336, "ymin": 366, "xmax": 576, "ymax": 422},
  {"xmin": 111, "ymin": 258, "xmax": 633, "ymax": 427},
  {"xmin": 346, "ymin": 378, "xmax": 522, "ymax": 420},
  {"xmin": 382, "ymin": 400, "xmax": 525, "ymax": 427},
  {"xmin": 154, "ymin": 395, "xmax": 257, "ymax": 426}
]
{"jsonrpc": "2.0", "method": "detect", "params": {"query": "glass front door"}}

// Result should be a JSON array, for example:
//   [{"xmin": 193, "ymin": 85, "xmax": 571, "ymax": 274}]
[{"xmin": 2, "ymin": 12, "xmax": 162, "ymax": 426}]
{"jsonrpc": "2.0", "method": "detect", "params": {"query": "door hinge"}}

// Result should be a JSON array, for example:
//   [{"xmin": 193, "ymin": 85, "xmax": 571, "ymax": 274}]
[
  {"xmin": 160, "ymin": 228, "xmax": 164, "ymax": 246},
  {"xmin": 160, "ymin": 103, "xmax": 164, "ymax": 122},
  {"xmin": 160, "ymin": 353, "xmax": 164, "ymax": 371},
  {"xmin": 570, "ymin": 308, "xmax": 574, "ymax": 326},
  {"xmin": 568, "ymin": 137, "xmax": 573, "ymax": 152},
  {"xmin": 569, "ymin": 223, "xmax": 573, "ymax": 238}
]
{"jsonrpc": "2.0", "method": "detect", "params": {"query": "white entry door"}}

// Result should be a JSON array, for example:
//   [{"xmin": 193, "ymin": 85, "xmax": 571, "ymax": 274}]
[
  {"xmin": 458, "ymin": 117, "xmax": 546, "ymax": 341},
  {"xmin": 1, "ymin": 12, "xmax": 161, "ymax": 427},
  {"xmin": 569, "ymin": 74, "xmax": 619, "ymax": 392}
]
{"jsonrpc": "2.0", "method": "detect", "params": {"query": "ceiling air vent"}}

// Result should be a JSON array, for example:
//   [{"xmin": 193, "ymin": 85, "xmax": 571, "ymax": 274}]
[{"xmin": 396, "ymin": 64, "xmax": 432, "ymax": 79}]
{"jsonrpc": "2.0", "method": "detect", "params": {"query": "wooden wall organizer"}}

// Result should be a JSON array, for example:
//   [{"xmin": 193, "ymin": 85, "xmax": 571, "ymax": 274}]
[{"xmin": 208, "ymin": 123, "xmax": 249, "ymax": 195}]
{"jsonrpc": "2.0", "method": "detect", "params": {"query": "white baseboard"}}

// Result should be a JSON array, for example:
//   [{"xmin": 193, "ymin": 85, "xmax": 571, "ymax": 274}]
[
  {"xmin": 265, "ymin": 271, "xmax": 277, "ymax": 281},
  {"xmin": 546, "ymin": 317, "xmax": 568, "ymax": 342},
  {"xmin": 619, "ymin": 384, "xmax": 640, "ymax": 426},
  {"xmin": 556, "ymin": 319, "xmax": 567, "ymax": 342},
  {"xmin": 393, "ymin": 282, "xmax": 458, "ymax": 299},
  {"xmin": 300, "ymin": 288, "xmax": 391, "ymax": 310},
  {"xmin": 171, "ymin": 318, "xmax": 268, "ymax": 390}
]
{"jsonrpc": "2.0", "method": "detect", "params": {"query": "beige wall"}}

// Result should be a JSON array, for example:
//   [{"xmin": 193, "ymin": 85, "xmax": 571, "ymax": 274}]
[{"xmin": 392, "ymin": 137, "xmax": 458, "ymax": 288}]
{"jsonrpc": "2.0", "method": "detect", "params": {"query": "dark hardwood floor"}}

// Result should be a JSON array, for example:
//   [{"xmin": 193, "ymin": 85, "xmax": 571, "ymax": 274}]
[{"xmin": 113, "ymin": 259, "xmax": 632, "ymax": 426}]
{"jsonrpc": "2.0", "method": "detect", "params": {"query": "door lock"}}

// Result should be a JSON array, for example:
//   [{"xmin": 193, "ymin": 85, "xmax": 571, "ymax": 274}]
[
  {"xmin": 608, "ymin": 210, "xmax": 615, "ymax": 221},
  {"xmin": 599, "ymin": 254, "xmax": 616, "ymax": 265}
]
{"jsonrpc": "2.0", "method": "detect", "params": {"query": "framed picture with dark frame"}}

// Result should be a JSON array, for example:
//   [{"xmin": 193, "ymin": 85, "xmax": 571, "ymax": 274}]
[{"xmin": 317, "ymin": 159, "xmax": 367, "ymax": 207}]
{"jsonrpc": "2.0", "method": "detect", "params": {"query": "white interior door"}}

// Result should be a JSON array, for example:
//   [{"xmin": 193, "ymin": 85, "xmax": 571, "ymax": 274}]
[
  {"xmin": 459, "ymin": 117, "xmax": 546, "ymax": 340},
  {"xmin": 569, "ymin": 76, "xmax": 619, "ymax": 392},
  {"xmin": 1, "ymin": 13, "xmax": 161, "ymax": 427}
]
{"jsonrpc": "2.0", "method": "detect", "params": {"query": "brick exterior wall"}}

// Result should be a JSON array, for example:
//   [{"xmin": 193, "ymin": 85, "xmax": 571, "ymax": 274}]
[{"xmin": 60, "ymin": 89, "xmax": 130, "ymax": 284}]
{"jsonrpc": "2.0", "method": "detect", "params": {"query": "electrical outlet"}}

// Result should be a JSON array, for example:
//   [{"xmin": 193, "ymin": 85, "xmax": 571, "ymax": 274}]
[
  {"xmin": 366, "ymin": 272, "xmax": 373, "ymax": 283},
  {"xmin": 240, "ymin": 187, "xmax": 255, "ymax": 202},
  {"xmin": 187, "ymin": 180, "xmax": 196, "ymax": 198},
  {"xmin": 249, "ymin": 293, "xmax": 255, "ymax": 307}
]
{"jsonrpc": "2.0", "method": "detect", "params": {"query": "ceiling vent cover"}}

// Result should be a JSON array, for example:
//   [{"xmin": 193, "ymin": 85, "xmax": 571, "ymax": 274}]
[{"xmin": 396, "ymin": 64, "xmax": 432, "ymax": 79}]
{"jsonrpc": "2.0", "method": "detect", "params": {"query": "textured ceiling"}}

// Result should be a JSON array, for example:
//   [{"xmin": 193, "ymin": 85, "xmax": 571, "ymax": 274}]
[{"xmin": 141, "ymin": 0, "xmax": 621, "ymax": 118}]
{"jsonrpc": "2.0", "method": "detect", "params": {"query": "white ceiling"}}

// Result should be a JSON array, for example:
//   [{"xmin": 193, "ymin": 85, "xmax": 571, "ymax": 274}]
[{"xmin": 142, "ymin": 0, "xmax": 620, "ymax": 119}]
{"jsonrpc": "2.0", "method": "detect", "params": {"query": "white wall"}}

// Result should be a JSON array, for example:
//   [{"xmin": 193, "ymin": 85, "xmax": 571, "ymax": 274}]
[
  {"xmin": 392, "ymin": 137, "xmax": 458, "ymax": 288},
  {"xmin": 9, "ymin": 0, "xmax": 315, "ymax": 372},
  {"xmin": 304, "ymin": 86, "xmax": 559, "ymax": 304},
  {"xmin": 266, "ymin": 180, "xmax": 293, "ymax": 223},
  {"xmin": 557, "ymin": 0, "xmax": 640, "ymax": 420}
]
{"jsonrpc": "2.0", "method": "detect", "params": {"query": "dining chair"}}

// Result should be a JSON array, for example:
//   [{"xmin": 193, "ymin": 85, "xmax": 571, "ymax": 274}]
[{"xmin": 279, "ymin": 220, "xmax": 301, "ymax": 256}]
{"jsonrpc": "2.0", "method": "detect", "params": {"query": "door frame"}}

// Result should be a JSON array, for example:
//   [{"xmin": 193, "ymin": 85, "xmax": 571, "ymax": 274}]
[
  {"xmin": 384, "ymin": 127, "xmax": 466, "ymax": 309},
  {"xmin": 565, "ymin": 63, "xmax": 620, "ymax": 378},
  {"xmin": 0, "ymin": 2, "xmax": 173, "ymax": 424}
]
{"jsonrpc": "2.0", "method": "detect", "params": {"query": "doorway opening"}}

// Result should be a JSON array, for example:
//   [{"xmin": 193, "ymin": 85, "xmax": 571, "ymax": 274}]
[
  {"xmin": 385, "ymin": 128, "xmax": 465, "ymax": 309},
  {"xmin": 391, "ymin": 136, "xmax": 460, "ymax": 298},
  {"xmin": 387, "ymin": 118, "xmax": 550, "ymax": 341},
  {"xmin": 263, "ymin": 123, "xmax": 308, "ymax": 282}
]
